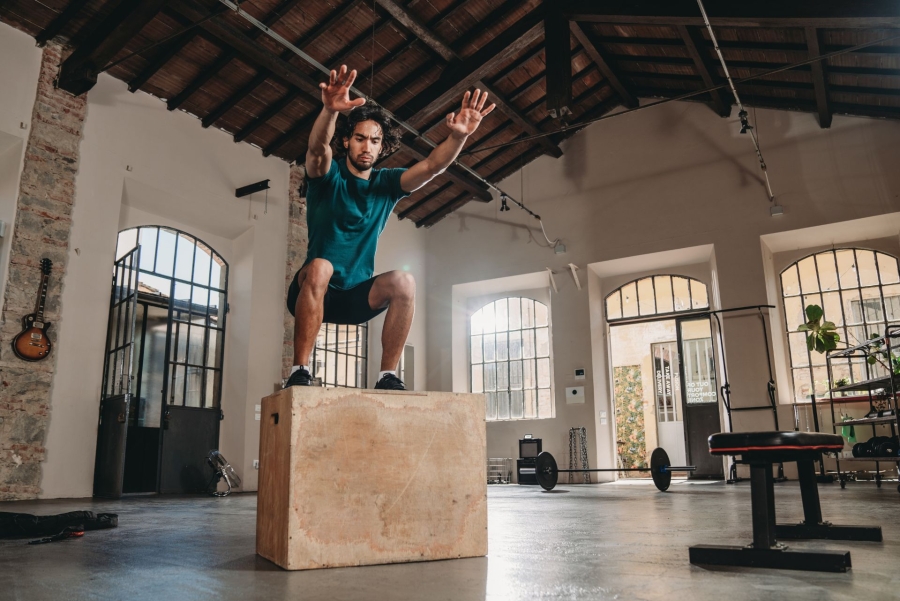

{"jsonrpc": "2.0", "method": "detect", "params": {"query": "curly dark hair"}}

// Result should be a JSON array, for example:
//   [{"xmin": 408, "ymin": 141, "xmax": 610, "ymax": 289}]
[{"xmin": 332, "ymin": 102, "xmax": 402, "ymax": 158}]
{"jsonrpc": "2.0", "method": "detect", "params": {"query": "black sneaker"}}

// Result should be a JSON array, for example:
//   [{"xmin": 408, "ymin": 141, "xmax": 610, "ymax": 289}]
[
  {"xmin": 283, "ymin": 368, "xmax": 312, "ymax": 389},
  {"xmin": 374, "ymin": 373, "xmax": 406, "ymax": 390}
]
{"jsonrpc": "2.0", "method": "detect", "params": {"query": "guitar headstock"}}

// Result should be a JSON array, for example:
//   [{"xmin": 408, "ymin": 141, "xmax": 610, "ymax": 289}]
[{"xmin": 40, "ymin": 258, "xmax": 52, "ymax": 275}]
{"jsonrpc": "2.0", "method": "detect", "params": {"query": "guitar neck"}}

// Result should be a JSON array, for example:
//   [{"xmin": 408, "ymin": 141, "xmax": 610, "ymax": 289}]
[{"xmin": 35, "ymin": 273, "xmax": 49, "ymax": 322}]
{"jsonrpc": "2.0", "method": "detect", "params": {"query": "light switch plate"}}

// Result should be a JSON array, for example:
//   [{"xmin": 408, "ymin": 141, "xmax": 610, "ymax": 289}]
[
  {"xmin": 574, "ymin": 368, "xmax": 585, "ymax": 380},
  {"xmin": 565, "ymin": 386, "xmax": 585, "ymax": 404}
]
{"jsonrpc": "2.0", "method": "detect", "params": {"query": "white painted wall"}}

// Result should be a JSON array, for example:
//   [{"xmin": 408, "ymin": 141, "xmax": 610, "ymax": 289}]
[
  {"xmin": 0, "ymin": 26, "xmax": 41, "ymax": 310},
  {"xmin": 424, "ymin": 99, "xmax": 900, "ymax": 472},
  {"xmin": 37, "ymin": 67, "xmax": 291, "ymax": 498}
]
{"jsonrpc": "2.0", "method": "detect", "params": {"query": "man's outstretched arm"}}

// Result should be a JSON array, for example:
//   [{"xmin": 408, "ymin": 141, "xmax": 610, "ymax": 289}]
[
  {"xmin": 400, "ymin": 89, "xmax": 495, "ymax": 193},
  {"xmin": 306, "ymin": 65, "xmax": 365, "ymax": 178}
]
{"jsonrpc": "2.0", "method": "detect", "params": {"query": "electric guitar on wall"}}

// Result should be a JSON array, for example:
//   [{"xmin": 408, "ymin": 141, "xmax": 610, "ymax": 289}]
[{"xmin": 12, "ymin": 258, "xmax": 53, "ymax": 362}]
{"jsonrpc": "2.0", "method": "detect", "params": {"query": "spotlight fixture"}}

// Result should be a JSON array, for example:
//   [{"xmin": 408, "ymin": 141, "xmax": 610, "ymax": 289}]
[
  {"xmin": 499, "ymin": 195, "xmax": 510, "ymax": 212},
  {"xmin": 738, "ymin": 110, "xmax": 753, "ymax": 135}
]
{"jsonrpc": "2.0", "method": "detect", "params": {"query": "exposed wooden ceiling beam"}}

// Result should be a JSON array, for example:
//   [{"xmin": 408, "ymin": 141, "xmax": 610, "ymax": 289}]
[
  {"xmin": 235, "ymin": 89, "xmax": 303, "ymax": 143},
  {"xmin": 263, "ymin": 113, "xmax": 318, "ymax": 157},
  {"xmin": 171, "ymin": 0, "xmax": 321, "ymax": 99},
  {"xmin": 397, "ymin": 182, "xmax": 454, "ymax": 220},
  {"xmin": 200, "ymin": 0, "xmax": 363, "ymax": 129},
  {"xmin": 544, "ymin": 5, "xmax": 572, "ymax": 118},
  {"xmin": 416, "ymin": 191, "xmax": 471, "ymax": 228},
  {"xmin": 399, "ymin": 139, "xmax": 493, "ymax": 201},
  {"xmin": 806, "ymin": 27, "xmax": 833, "ymax": 128},
  {"xmin": 375, "ymin": 0, "xmax": 455, "ymax": 62},
  {"xmin": 561, "ymin": 0, "xmax": 900, "ymax": 28},
  {"xmin": 35, "ymin": 0, "xmax": 91, "ymax": 47},
  {"xmin": 166, "ymin": 0, "xmax": 304, "ymax": 112},
  {"xmin": 396, "ymin": 7, "xmax": 546, "ymax": 126},
  {"xmin": 569, "ymin": 22, "xmax": 638, "ymax": 108},
  {"xmin": 677, "ymin": 25, "xmax": 731, "ymax": 117},
  {"xmin": 57, "ymin": 0, "xmax": 172, "ymax": 95},
  {"xmin": 129, "ymin": 30, "xmax": 201, "ymax": 92},
  {"xmin": 373, "ymin": 0, "xmax": 562, "ymax": 158}
]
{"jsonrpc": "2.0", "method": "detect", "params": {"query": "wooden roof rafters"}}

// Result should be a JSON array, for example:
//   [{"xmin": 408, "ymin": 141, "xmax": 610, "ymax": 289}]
[{"xmin": 0, "ymin": 0, "xmax": 897, "ymax": 227}]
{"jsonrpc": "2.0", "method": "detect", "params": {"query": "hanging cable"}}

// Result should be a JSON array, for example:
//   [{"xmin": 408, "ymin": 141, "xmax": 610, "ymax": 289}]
[
  {"xmin": 216, "ymin": 0, "xmax": 563, "ymax": 247},
  {"xmin": 458, "ymin": 31, "xmax": 900, "ymax": 157},
  {"xmin": 695, "ymin": 0, "xmax": 775, "ymax": 204}
]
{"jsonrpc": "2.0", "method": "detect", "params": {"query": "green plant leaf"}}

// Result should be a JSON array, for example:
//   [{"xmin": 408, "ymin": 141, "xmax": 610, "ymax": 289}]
[
  {"xmin": 805, "ymin": 305, "xmax": 824, "ymax": 322},
  {"xmin": 807, "ymin": 334, "xmax": 816, "ymax": 352},
  {"xmin": 822, "ymin": 321, "xmax": 837, "ymax": 330},
  {"xmin": 797, "ymin": 324, "xmax": 811, "ymax": 332},
  {"xmin": 868, "ymin": 356, "xmax": 878, "ymax": 365}
]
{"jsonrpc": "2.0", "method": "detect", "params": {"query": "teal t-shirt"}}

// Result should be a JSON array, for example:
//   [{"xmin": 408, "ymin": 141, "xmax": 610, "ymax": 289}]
[{"xmin": 304, "ymin": 158, "xmax": 409, "ymax": 290}]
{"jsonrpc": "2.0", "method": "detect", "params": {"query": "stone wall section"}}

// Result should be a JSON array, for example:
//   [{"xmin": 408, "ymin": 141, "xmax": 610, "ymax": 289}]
[
  {"xmin": 0, "ymin": 44, "xmax": 86, "ymax": 500},
  {"xmin": 281, "ymin": 164, "xmax": 308, "ymax": 379}
]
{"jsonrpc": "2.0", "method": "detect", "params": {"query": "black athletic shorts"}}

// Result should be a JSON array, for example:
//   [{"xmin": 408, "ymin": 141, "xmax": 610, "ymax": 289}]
[{"xmin": 286, "ymin": 270, "xmax": 387, "ymax": 325}]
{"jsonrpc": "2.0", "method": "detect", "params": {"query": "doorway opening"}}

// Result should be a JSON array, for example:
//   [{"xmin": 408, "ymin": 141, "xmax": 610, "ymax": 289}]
[
  {"xmin": 94, "ymin": 226, "xmax": 228, "ymax": 497},
  {"xmin": 605, "ymin": 275, "xmax": 722, "ymax": 480}
]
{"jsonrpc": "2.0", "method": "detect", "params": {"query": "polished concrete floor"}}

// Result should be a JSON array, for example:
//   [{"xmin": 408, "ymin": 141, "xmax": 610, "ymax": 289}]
[{"xmin": 1, "ymin": 479, "xmax": 898, "ymax": 600}]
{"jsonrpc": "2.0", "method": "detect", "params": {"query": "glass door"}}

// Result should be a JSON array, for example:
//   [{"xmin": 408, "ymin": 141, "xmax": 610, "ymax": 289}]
[{"xmin": 676, "ymin": 316, "xmax": 724, "ymax": 479}]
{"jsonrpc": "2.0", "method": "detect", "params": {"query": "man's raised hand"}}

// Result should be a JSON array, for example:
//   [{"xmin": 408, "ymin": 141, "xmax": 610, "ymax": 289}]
[
  {"xmin": 320, "ymin": 65, "xmax": 366, "ymax": 113},
  {"xmin": 446, "ymin": 89, "xmax": 496, "ymax": 139}
]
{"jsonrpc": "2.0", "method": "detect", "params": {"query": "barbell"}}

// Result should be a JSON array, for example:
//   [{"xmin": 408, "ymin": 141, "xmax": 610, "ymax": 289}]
[{"xmin": 534, "ymin": 447, "xmax": 696, "ymax": 492}]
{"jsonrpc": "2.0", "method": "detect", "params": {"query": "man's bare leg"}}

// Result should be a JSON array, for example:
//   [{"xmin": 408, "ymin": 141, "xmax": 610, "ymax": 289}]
[
  {"xmin": 293, "ymin": 259, "xmax": 334, "ymax": 366},
  {"xmin": 368, "ymin": 270, "xmax": 416, "ymax": 372}
]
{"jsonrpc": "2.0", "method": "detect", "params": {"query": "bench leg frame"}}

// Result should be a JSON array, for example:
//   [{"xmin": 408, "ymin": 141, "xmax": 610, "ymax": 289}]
[
  {"xmin": 689, "ymin": 545, "xmax": 851, "ymax": 573},
  {"xmin": 690, "ymin": 461, "xmax": 856, "ymax": 572}
]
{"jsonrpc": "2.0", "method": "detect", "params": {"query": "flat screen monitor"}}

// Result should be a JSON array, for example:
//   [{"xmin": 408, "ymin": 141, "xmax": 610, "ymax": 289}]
[{"xmin": 519, "ymin": 438, "xmax": 542, "ymax": 458}]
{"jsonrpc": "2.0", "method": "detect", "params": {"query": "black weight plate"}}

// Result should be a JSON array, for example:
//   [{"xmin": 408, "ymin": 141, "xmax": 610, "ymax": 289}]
[
  {"xmin": 535, "ymin": 451, "xmax": 558, "ymax": 491},
  {"xmin": 852, "ymin": 442, "xmax": 864, "ymax": 458},
  {"xmin": 876, "ymin": 441, "xmax": 898, "ymax": 457},
  {"xmin": 650, "ymin": 447, "xmax": 672, "ymax": 492}
]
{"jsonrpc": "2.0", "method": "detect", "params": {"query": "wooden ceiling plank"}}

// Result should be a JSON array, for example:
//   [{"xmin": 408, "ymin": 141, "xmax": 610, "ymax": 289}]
[
  {"xmin": 544, "ymin": 5, "xmax": 573, "ymax": 118},
  {"xmin": 569, "ymin": 22, "xmax": 638, "ymax": 108},
  {"xmin": 235, "ymin": 89, "xmax": 303, "ymax": 142},
  {"xmin": 167, "ymin": 47, "xmax": 237, "ymax": 110},
  {"xmin": 375, "ymin": 0, "xmax": 455, "ymax": 62},
  {"xmin": 399, "ymin": 139, "xmax": 493, "ymax": 201},
  {"xmin": 371, "ymin": 0, "xmax": 561, "ymax": 158},
  {"xmin": 166, "ymin": 0, "xmax": 304, "ymax": 112},
  {"xmin": 806, "ymin": 27, "xmax": 833, "ymax": 128},
  {"xmin": 396, "ymin": 6, "xmax": 547, "ymax": 126},
  {"xmin": 202, "ymin": 71, "xmax": 269, "ymax": 128},
  {"xmin": 58, "ymin": 0, "xmax": 173, "ymax": 95},
  {"xmin": 198, "ymin": 0, "xmax": 366, "ymax": 129},
  {"xmin": 416, "ymin": 191, "xmax": 472, "ymax": 228},
  {"xmin": 677, "ymin": 25, "xmax": 731, "ymax": 117},
  {"xmin": 35, "ymin": 0, "xmax": 92, "ymax": 46},
  {"xmin": 264, "ymin": 112, "xmax": 318, "ymax": 157},
  {"xmin": 397, "ymin": 181, "xmax": 455, "ymax": 220},
  {"xmin": 561, "ymin": 0, "xmax": 900, "ymax": 28},
  {"xmin": 171, "ymin": 0, "xmax": 320, "ymax": 98},
  {"xmin": 129, "ymin": 30, "xmax": 202, "ymax": 92}
]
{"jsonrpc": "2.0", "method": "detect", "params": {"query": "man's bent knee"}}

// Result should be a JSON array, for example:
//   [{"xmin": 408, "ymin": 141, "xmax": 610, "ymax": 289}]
[
  {"xmin": 387, "ymin": 271, "xmax": 415, "ymax": 300},
  {"xmin": 303, "ymin": 259, "xmax": 334, "ymax": 290}
]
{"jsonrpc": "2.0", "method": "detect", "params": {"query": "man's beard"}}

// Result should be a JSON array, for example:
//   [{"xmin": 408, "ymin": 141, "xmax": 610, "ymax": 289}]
[{"xmin": 348, "ymin": 153, "xmax": 375, "ymax": 172}]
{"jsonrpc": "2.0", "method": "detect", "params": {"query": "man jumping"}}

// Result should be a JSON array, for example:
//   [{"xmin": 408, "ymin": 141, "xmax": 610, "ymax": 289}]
[{"xmin": 285, "ymin": 65, "xmax": 495, "ymax": 390}]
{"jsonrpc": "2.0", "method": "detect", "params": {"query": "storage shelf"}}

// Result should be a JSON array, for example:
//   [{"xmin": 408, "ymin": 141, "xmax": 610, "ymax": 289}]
[
  {"xmin": 838, "ymin": 415, "xmax": 897, "ymax": 426},
  {"xmin": 830, "ymin": 375, "xmax": 900, "ymax": 393},
  {"xmin": 836, "ymin": 456, "xmax": 900, "ymax": 463}
]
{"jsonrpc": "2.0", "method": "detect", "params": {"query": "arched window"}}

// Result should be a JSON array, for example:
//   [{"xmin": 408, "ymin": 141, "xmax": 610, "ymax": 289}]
[
  {"xmin": 781, "ymin": 248, "xmax": 900, "ymax": 403},
  {"xmin": 470, "ymin": 297, "xmax": 553, "ymax": 420},
  {"xmin": 115, "ymin": 226, "xmax": 227, "ymax": 414},
  {"xmin": 605, "ymin": 275, "xmax": 709, "ymax": 322}
]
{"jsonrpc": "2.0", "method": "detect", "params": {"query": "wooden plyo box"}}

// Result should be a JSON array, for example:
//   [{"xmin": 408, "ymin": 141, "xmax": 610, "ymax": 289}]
[{"xmin": 256, "ymin": 387, "xmax": 487, "ymax": 570}]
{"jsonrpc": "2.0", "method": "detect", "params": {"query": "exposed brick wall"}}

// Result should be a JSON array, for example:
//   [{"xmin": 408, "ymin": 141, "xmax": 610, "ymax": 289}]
[
  {"xmin": 281, "ymin": 164, "xmax": 308, "ymax": 379},
  {"xmin": 0, "ymin": 44, "xmax": 86, "ymax": 501}
]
